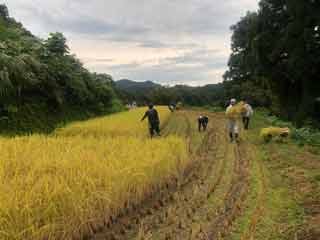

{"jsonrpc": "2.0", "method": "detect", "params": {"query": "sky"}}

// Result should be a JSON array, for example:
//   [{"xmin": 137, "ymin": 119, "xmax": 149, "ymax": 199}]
[{"xmin": 3, "ymin": 0, "xmax": 259, "ymax": 86}]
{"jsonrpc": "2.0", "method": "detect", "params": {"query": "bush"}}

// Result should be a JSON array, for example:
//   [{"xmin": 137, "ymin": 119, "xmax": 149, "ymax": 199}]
[
  {"xmin": 265, "ymin": 115, "xmax": 293, "ymax": 128},
  {"xmin": 291, "ymin": 128, "xmax": 320, "ymax": 146},
  {"xmin": 265, "ymin": 113, "xmax": 320, "ymax": 147}
]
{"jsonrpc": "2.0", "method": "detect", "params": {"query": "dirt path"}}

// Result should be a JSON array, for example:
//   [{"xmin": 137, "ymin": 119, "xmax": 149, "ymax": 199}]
[{"xmin": 91, "ymin": 112, "xmax": 252, "ymax": 240}]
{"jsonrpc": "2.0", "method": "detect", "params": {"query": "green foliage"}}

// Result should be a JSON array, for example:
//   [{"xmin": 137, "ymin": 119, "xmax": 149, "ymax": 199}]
[
  {"xmin": 263, "ymin": 111, "xmax": 320, "ymax": 147},
  {"xmin": 225, "ymin": 1, "xmax": 320, "ymax": 126},
  {"xmin": 117, "ymin": 82, "xmax": 227, "ymax": 108},
  {"xmin": 0, "ymin": 67, "xmax": 12, "ymax": 97},
  {"xmin": 266, "ymin": 115, "xmax": 293, "ymax": 129},
  {"xmin": 5, "ymin": 104, "xmax": 18, "ymax": 114},
  {"xmin": 0, "ymin": 4, "xmax": 9, "ymax": 20},
  {"xmin": 109, "ymin": 98, "xmax": 125, "ymax": 113},
  {"xmin": 0, "ymin": 5, "xmax": 123, "ymax": 134},
  {"xmin": 44, "ymin": 32, "xmax": 69, "ymax": 56},
  {"xmin": 291, "ymin": 128, "xmax": 320, "ymax": 147}
]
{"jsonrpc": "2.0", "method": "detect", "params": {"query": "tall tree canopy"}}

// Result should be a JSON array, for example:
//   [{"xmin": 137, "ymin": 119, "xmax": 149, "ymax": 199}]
[
  {"xmin": 0, "ymin": 4, "xmax": 9, "ymax": 20},
  {"xmin": 45, "ymin": 32, "xmax": 69, "ymax": 56},
  {"xmin": 225, "ymin": 0, "xmax": 320, "ymax": 126}
]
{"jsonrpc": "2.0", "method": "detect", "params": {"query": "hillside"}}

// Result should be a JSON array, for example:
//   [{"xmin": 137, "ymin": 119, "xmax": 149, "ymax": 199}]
[
  {"xmin": 115, "ymin": 79, "xmax": 161, "ymax": 93},
  {"xmin": 116, "ymin": 79, "xmax": 227, "ymax": 107},
  {"xmin": 0, "ymin": 4, "xmax": 122, "ymax": 135}
]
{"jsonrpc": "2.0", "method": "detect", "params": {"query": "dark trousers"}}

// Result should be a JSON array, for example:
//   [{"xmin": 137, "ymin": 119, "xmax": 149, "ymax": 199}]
[
  {"xmin": 149, "ymin": 122, "xmax": 160, "ymax": 137},
  {"xmin": 242, "ymin": 117, "xmax": 250, "ymax": 130},
  {"xmin": 198, "ymin": 121, "xmax": 208, "ymax": 132}
]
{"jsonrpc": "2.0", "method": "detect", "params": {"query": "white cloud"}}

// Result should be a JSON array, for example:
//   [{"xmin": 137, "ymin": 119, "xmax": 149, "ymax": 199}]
[{"xmin": 3, "ymin": 0, "xmax": 259, "ymax": 85}]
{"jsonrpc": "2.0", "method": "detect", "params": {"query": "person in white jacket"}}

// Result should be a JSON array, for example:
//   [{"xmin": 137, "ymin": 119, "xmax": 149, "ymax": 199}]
[
  {"xmin": 242, "ymin": 100, "xmax": 253, "ymax": 130},
  {"xmin": 226, "ymin": 98, "xmax": 239, "ymax": 143}
]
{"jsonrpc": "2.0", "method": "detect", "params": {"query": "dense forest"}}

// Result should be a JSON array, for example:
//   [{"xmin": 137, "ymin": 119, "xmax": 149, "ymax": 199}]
[
  {"xmin": 0, "ymin": 4, "xmax": 122, "ymax": 134},
  {"xmin": 224, "ymin": 0, "xmax": 320, "ymax": 127}
]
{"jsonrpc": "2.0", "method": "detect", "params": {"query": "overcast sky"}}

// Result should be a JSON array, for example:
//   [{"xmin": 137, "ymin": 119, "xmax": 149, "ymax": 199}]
[{"xmin": 3, "ymin": 0, "xmax": 258, "ymax": 86}]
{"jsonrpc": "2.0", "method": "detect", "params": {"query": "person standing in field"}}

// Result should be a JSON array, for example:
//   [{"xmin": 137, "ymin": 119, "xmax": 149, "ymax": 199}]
[
  {"xmin": 141, "ymin": 104, "xmax": 161, "ymax": 138},
  {"xmin": 198, "ymin": 115, "xmax": 209, "ymax": 132},
  {"xmin": 242, "ymin": 100, "xmax": 253, "ymax": 130},
  {"xmin": 226, "ymin": 98, "xmax": 239, "ymax": 143}
]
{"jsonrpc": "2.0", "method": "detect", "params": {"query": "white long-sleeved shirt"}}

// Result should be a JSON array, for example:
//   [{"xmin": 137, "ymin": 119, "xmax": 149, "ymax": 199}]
[{"xmin": 244, "ymin": 104, "xmax": 253, "ymax": 117}]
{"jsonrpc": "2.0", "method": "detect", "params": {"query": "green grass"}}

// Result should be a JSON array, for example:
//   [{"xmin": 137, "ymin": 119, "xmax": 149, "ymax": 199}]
[
  {"xmin": 228, "ymin": 111, "xmax": 312, "ymax": 239},
  {"xmin": 229, "ymin": 154, "xmax": 262, "ymax": 239},
  {"xmin": 254, "ymin": 147, "xmax": 304, "ymax": 240}
]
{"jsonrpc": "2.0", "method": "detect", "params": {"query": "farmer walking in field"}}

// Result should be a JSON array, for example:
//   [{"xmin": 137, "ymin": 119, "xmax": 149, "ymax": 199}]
[
  {"xmin": 141, "ymin": 104, "xmax": 161, "ymax": 138},
  {"xmin": 226, "ymin": 98, "xmax": 239, "ymax": 143},
  {"xmin": 241, "ymin": 100, "xmax": 253, "ymax": 130},
  {"xmin": 198, "ymin": 115, "xmax": 209, "ymax": 132}
]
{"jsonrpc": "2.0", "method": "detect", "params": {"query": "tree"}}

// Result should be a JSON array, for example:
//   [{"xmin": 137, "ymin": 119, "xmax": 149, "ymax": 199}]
[
  {"xmin": 44, "ymin": 32, "xmax": 69, "ymax": 56},
  {"xmin": 0, "ymin": 4, "xmax": 9, "ymax": 20},
  {"xmin": 0, "ymin": 67, "xmax": 12, "ymax": 97},
  {"xmin": 0, "ymin": 4, "xmax": 123, "ymax": 135},
  {"xmin": 225, "ymin": 0, "xmax": 320, "ymax": 126}
]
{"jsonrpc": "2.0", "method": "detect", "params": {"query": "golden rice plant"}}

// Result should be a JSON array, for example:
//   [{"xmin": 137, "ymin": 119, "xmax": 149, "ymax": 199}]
[
  {"xmin": 0, "ymin": 135, "xmax": 188, "ymax": 239},
  {"xmin": 0, "ymin": 107, "xmax": 188, "ymax": 239},
  {"xmin": 56, "ymin": 106, "xmax": 171, "ymax": 138}
]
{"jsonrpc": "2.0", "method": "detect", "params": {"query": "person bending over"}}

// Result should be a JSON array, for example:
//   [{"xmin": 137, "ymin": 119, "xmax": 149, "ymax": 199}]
[{"xmin": 198, "ymin": 115, "xmax": 209, "ymax": 132}]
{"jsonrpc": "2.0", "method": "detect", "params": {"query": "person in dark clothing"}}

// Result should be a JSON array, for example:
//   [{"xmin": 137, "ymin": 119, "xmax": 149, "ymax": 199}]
[
  {"xmin": 198, "ymin": 115, "xmax": 209, "ymax": 132},
  {"xmin": 168, "ymin": 104, "xmax": 175, "ymax": 112},
  {"xmin": 141, "ymin": 104, "xmax": 161, "ymax": 138}
]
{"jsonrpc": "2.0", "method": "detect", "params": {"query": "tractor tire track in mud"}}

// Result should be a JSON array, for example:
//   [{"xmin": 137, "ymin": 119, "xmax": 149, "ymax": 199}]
[{"xmin": 91, "ymin": 112, "xmax": 251, "ymax": 240}]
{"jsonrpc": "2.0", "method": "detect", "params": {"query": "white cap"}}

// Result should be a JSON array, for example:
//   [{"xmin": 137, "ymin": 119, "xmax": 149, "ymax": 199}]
[{"xmin": 230, "ymin": 98, "xmax": 236, "ymax": 104}]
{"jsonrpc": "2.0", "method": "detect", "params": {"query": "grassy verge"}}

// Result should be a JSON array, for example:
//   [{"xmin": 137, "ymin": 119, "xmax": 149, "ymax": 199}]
[{"xmin": 229, "ymin": 111, "xmax": 319, "ymax": 239}]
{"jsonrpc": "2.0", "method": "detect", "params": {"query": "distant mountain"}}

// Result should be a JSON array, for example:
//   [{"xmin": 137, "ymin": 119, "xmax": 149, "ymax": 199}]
[
  {"xmin": 115, "ymin": 79, "xmax": 162, "ymax": 94},
  {"xmin": 115, "ymin": 79, "xmax": 227, "ymax": 107}
]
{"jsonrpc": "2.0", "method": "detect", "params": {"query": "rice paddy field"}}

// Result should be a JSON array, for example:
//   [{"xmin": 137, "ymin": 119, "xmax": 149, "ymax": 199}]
[
  {"xmin": 55, "ymin": 107, "xmax": 172, "ymax": 138},
  {"xmin": 0, "ymin": 107, "xmax": 189, "ymax": 240},
  {"xmin": 1, "ymin": 108, "xmax": 319, "ymax": 240}
]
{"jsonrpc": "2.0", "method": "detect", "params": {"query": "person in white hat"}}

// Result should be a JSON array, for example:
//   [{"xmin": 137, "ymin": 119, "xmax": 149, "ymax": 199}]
[{"xmin": 226, "ymin": 98, "xmax": 239, "ymax": 143}]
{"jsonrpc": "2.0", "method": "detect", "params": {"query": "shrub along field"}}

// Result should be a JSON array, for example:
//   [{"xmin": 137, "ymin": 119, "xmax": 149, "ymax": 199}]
[{"xmin": 0, "ymin": 107, "xmax": 189, "ymax": 240}]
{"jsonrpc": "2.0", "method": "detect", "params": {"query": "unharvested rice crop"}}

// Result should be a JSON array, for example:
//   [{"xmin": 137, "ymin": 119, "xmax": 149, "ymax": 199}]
[
  {"xmin": 56, "ymin": 106, "xmax": 171, "ymax": 138},
  {"xmin": 0, "ymin": 107, "xmax": 188, "ymax": 240}
]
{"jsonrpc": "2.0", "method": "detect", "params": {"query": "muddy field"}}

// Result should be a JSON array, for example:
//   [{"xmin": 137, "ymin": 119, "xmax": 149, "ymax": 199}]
[{"xmin": 90, "ymin": 111, "xmax": 320, "ymax": 240}]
